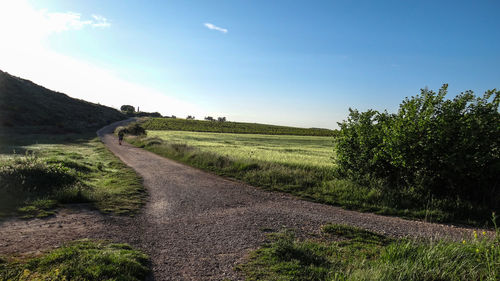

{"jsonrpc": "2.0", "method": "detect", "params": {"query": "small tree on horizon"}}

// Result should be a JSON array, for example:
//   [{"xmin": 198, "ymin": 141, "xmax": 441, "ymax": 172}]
[
  {"xmin": 205, "ymin": 116, "xmax": 215, "ymax": 121},
  {"xmin": 120, "ymin": 105, "xmax": 135, "ymax": 114},
  {"xmin": 217, "ymin": 117, "xmax": 227, "ymax": 122}
]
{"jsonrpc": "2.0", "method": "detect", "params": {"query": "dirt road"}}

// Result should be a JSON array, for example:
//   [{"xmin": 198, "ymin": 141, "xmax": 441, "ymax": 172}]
[{"xmin": 0, "ymin": 120, "xmax": 480, "ymax": 280}]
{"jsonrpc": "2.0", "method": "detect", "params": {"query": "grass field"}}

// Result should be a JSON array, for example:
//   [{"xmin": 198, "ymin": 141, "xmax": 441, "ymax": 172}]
[
  {"xmin": 141, "ymin": 117, "xmax": 336, "ymax": 136},
  {"xmin": 238, "ymin": 224, "xmax": 499, "ymax": 281},
  {"xmin": 0, "ymin": 132, "xmax": 146, "ymax": 218},
  {"xmin": 147, "ymin": 130, "xmax": 335, "ymax": 168}
]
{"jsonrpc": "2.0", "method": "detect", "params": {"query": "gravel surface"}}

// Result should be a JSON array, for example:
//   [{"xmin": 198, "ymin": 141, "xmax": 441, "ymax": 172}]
[{"xmin": 0, "ymin": 119, "xmax": 487, "ymax": 280}]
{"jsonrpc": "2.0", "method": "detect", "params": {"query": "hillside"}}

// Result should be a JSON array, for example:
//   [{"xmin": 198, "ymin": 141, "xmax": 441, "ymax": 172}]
[
  {"xmin": 0, "ymin": 70, "xmax": 125, "ymax": 132},
  {"xmin": 142, "ymin": 117, "xmax": 337, "ymax": 136}
]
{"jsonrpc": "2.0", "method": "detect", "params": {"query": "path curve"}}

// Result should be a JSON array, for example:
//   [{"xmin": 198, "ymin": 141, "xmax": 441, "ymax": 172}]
[{"xmin": 0, "ymin": 120, "xmax": 485, "ymax": 280}]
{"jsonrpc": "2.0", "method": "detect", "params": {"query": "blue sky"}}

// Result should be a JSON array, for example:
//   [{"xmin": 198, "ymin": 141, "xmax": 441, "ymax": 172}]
[{"xmin": 1, "ymin": 0, "xmax": 499, "ymax": 129}]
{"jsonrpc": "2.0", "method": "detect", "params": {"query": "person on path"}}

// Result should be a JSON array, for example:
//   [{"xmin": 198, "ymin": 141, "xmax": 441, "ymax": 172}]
[{"xmin": 118, "ymin": 130, "xmax": 124, "ymax": 145}]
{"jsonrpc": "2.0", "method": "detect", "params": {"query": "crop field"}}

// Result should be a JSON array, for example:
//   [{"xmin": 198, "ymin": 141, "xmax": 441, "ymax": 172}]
[
  {"xmin": 147, "ymin": 130, "xmax": 335, "ymax": 168},
  {"xmin": 142, "ymin": 117, "xmax": 337, "ymax": 136}
]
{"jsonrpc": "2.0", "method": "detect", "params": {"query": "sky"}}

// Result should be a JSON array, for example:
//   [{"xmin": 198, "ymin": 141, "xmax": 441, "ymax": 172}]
[{"xmin": 0, "ymin": 0, "xmax": 499, "ymax": 129}]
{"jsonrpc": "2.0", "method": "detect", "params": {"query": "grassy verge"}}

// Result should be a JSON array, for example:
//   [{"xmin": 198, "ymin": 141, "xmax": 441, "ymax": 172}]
[
  {"xmin": 0, "ymin": 133, "xmax": 146, "ymax": 218},
  {"xmin": 0, "ymin": 240, "xmax": 149, "ymax": 281},
  {"xmin": 126, "ymin": 133, "xmax": 481, "ymax": 225},
  {"xmin": 238, "ymin": 224, "xmax": 499, "ymax": 281}
]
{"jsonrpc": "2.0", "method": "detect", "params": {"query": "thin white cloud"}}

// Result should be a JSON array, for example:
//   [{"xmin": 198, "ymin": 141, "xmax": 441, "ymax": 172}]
[
  {"xmin": 91, "ymin": 14, "xmax": 111, "ymax": 28},
  {"xmin": 8, "ymin": 7, "xmax": 111, "ymax": 35},
  {"xmin": 45, "ymin": 12, "xmax": 92, "ymax": 31},
  {"xmin": 43, "ymin": 11, "xmax": 111, "ymax": 31},
  {"xmin": 204, "ymin": 23, "xmax": 228, "ymax": 33}
]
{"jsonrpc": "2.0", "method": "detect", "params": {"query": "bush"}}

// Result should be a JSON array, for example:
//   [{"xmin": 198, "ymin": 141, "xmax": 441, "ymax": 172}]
[
  {"xmin": 120, "ymin": 105, "xmax": 135, "ymax": 114},
  {"xmin": 335, "ymin": 85, "xmax": 500, "ymax": 214},
  {"xmin": 115, "ymin": 123, "xmax": 147, "ymax": 136}
]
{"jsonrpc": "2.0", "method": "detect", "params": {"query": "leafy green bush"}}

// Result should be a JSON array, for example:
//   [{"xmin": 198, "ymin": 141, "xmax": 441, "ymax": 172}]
[
  {"xmin": 127, "ymin": 123, "xmax": 147, "ymax": 136},
  {"xmin": 335, "ymin": 85, "xmax": 500, "ymax": 215}
]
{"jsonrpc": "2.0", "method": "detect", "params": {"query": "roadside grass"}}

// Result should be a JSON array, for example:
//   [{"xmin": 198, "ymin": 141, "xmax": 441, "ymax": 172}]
[
  {"xmin": 126, "ymin": 131, "xmax": 479, "ymax": 225},
  {"xmin": 238, "ymin": 224, "xmax": 499, "ymax": 281},
  {"xmin": 0, "ymin": 240, "xmax": 150, "ymax": 281},
  {"xmin": 0, "ymin": 133, "xmax": 146, "ymax": 218}
]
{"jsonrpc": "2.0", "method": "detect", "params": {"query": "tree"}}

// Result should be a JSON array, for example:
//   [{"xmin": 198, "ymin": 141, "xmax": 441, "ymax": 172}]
[
  {"xmin": 205, "ymin": 116, "xmax": 214, "ymax": 121},
  {"xmin": 120, "ymin": 105, "xmax": 135, "ymax": 114},
  {"xmin": 186, "ymin": 115, "xmax": 195, "ymax": 120},
  {"xmin": 217, "ymin": 117, "xmax": 227, "ymax": 122}
]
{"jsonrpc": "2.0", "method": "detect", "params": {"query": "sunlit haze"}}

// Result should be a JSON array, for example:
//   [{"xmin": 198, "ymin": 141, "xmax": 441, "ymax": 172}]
[{"xmin": 1, "ymin": 0, "xmax": 499, "ymax": 129}]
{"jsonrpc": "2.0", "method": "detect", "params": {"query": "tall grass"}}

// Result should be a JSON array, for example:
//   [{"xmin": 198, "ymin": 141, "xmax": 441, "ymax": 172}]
[
  {"xmin": 0, "ymin": 240, "xmax": 150, "ymax": 281},
  {"xmin": 239, "ymin": 223, "xmax": 500, "ymax": 281},
  {"xmin": 0, "ymin": 135, "xmax": 146, "ymax": 218}
]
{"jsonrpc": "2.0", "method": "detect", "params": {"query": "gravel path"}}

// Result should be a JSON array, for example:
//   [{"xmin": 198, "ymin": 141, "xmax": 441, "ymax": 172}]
[{"xmin": 0, "ymin": 120, "xmax": 485, "ymax": 280}]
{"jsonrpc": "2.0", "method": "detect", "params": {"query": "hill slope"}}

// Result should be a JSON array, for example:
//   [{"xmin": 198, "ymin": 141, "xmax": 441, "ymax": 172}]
[{"xmin": 0, "ymin": 70, "xmax": 125, "ymax": 132}]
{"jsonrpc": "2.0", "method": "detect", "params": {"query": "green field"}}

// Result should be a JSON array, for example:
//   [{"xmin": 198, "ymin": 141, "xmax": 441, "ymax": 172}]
[
  {"xmin": 142, "ymin": 117, "xmax": 336, "ymax": 136},
  {"xmin": 147, "ymin": 130, "xmax": 335, "ymax": 168}
]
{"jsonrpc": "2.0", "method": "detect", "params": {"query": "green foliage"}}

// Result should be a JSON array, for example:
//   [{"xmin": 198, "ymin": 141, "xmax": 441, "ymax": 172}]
[
  {"xmin": 141, "ymin": 117, "xmax": 337, "ymax": 136},
  {"xmin": 335, "ymin": 85, "xmax": 500, "ymax": 219},
  {"xmin": 120, "ymin": 104, "xmax": 135, "ymax": 113},
  {"xmin": 0, "ymin": 240, "xmax": 150, "ymax": 281},
  {"xmin": 116, "ymin": 123, "xmax": 147, "ymax": 136},
  {"xmin": 239, "ymin": 223, "xmax": 500, "ymax": 281}
]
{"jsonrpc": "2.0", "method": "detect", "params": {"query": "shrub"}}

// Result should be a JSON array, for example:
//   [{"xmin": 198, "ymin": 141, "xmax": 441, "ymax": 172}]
[
  {"xmin": 115, "ymin": 123, "xmax": 147, "ymax": 136},
  {"xmin": 335, "ymin": 85, "xmax": 500, "ymax": 213},
  {"xmin": 120, "ymin": 105, "xmax": 135, "ymax": 114}
]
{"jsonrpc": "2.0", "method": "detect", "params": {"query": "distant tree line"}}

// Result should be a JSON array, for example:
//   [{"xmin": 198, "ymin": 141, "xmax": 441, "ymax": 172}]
[
  {"xmin": 120, "ymin": 105, "xmax": 162, "ymax": 118},
  {"xmin": 204, "ymin": 116, "xmax": 227, "ymax": 122}
]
